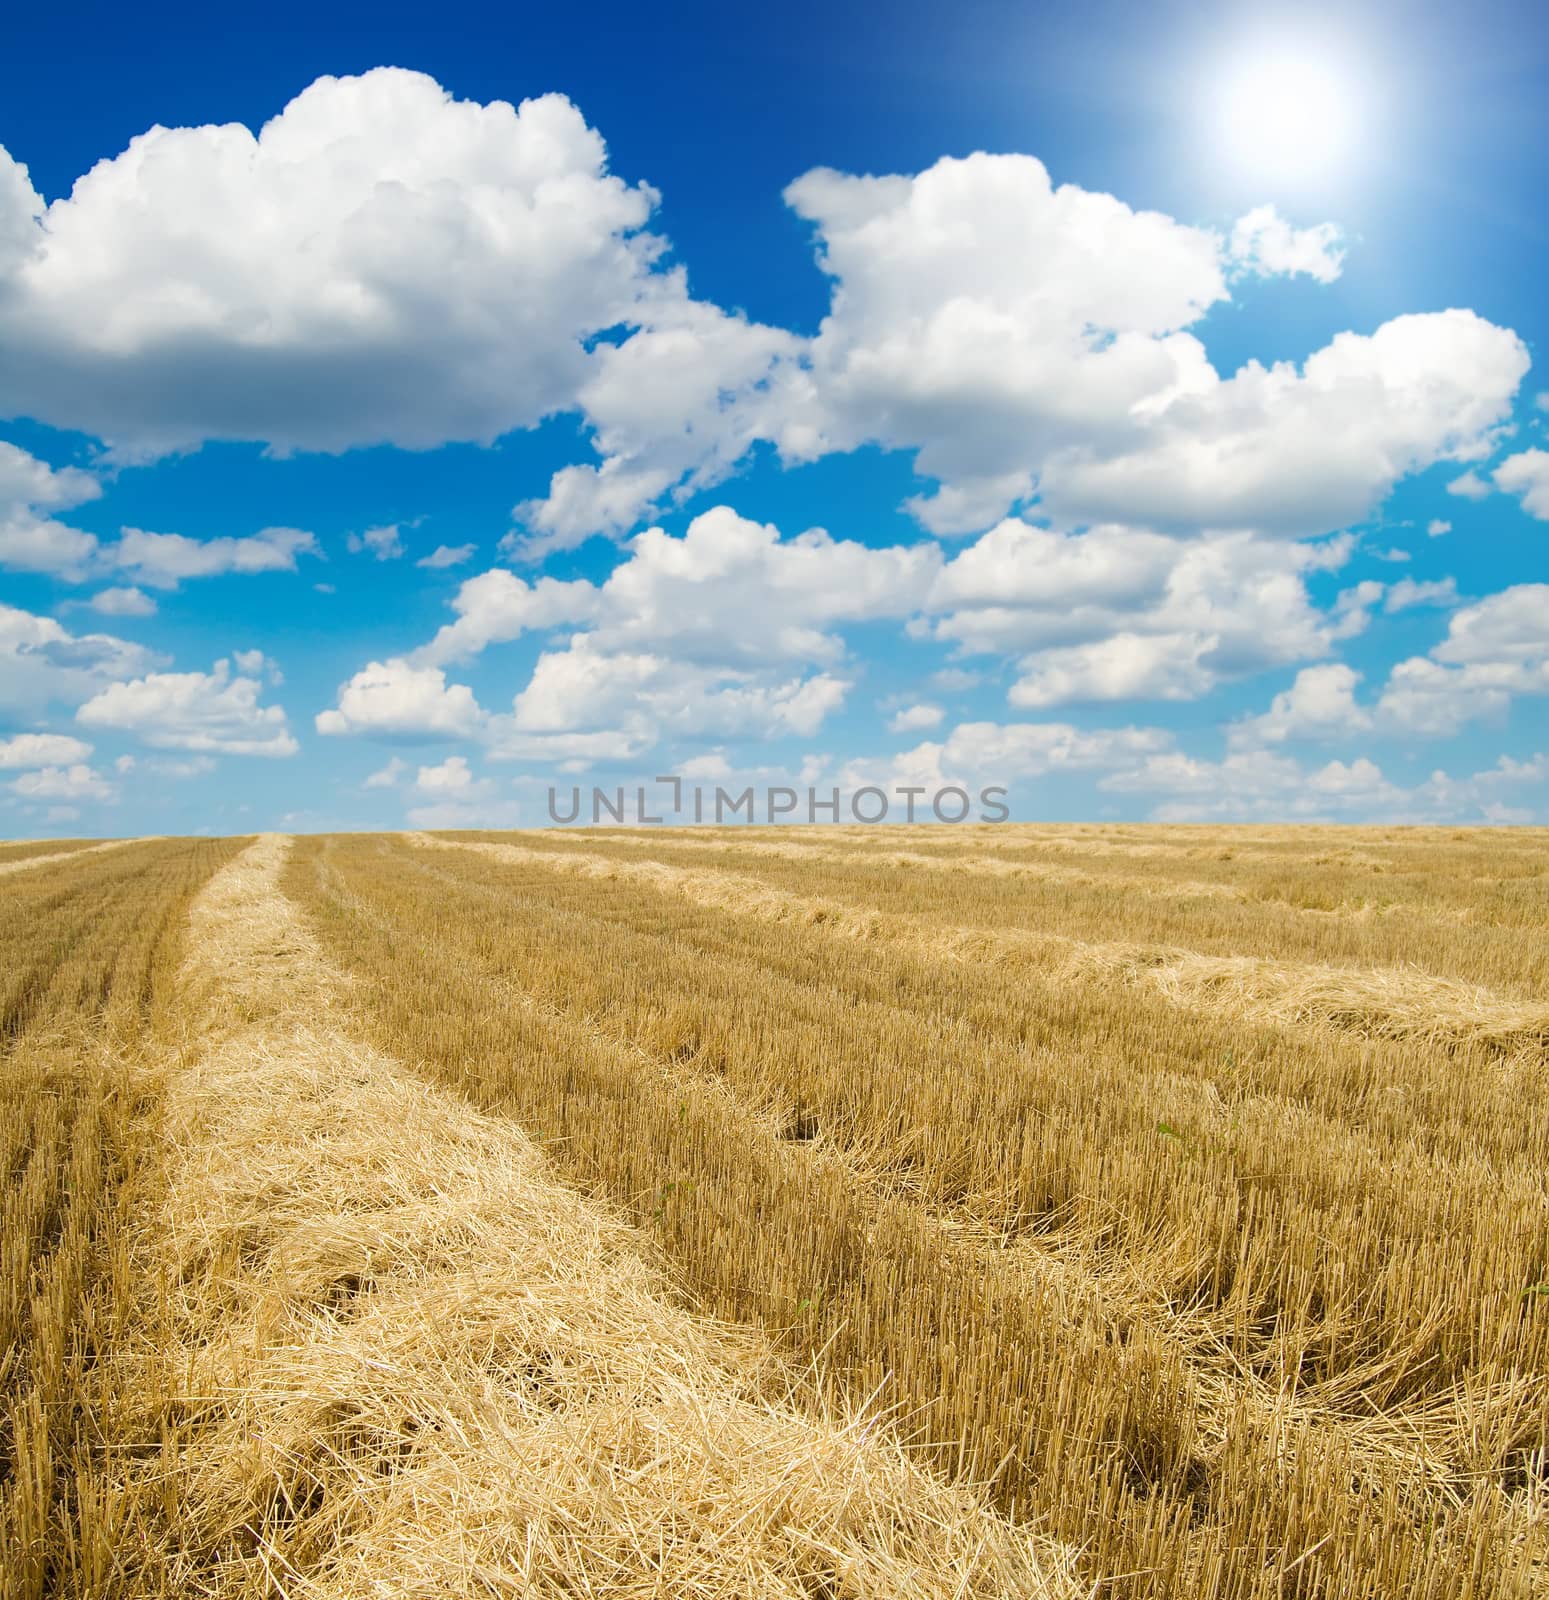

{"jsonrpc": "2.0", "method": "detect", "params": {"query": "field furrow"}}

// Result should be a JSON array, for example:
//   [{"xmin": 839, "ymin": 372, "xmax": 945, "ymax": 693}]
[{"xmin": 0, "ymin": 836, "xmax": 244, "ymax": 1600}]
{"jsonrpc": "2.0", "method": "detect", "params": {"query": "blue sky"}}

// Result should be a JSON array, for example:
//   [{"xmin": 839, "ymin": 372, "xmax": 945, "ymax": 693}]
[{"xmin": 1, "ymin": 0, "xmax": 1546, "ymax": 834}]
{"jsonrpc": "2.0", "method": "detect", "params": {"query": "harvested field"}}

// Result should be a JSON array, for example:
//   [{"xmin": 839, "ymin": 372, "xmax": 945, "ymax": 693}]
[
  {"xmin": 0, "ymin": 839, "xmax": 139, "ymax": 879},
  {"xmin": 4, "ymin": 822, "xmax": 1547, "ymax": 1597}
]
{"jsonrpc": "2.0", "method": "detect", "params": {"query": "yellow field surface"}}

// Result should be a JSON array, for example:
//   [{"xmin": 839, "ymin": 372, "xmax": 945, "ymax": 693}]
[{"xmin": 3, "ymin": 824, "xmax": 1546, "ymax": 1598}]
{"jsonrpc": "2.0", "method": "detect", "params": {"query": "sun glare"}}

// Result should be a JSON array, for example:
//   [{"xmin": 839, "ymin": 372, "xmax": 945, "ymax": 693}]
[{"xmin": 1214, "ymin": 49, "xmax": 1360, "ymax": 186}]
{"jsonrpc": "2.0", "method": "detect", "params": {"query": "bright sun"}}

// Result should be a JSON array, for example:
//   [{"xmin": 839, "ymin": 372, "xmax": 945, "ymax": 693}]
[{"xmin": 1214, "ymin": 51, "xmax": 1359, "ymax": 186}]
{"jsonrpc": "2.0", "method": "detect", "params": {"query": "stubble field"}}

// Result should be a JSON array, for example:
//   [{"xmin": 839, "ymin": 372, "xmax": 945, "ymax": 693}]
[{"xmin": 2, "ymin": 824, "xmax": 1546, "ymax": 1597}]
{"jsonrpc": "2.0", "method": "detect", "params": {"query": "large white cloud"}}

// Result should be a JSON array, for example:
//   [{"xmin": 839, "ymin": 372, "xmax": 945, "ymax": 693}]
[
  {"xmin": 3, "ymin": 79, "xmax": 1531, "ymax": 563},
  {"xmin": 784, "ymin": 153, "xmax": 1230, "ymax": 534},
  {"xmin": 412, "ymin": 570, "xmax": 600, "ymax": 667},
  {"xmin": 0, "ymin": 70, "xmax": 666, "ymax": 457},
  {"xmin": 332, "ymin": 496, "xmax": 1461, "ymax": 760},
  {"xmin": 343, "ymin": 506, "xmax": 933, "ymax": 753},
  {"xmin": 76, "ymin": 657, "xmax": 298, "ymax": 755},
  {"xmin": 781, "ymin": 158, "xmax": 1522, "ymax": 538},
  {"xmin": 1007, "ymin": 632, "xmax": 1216, "ymax": 708},
  {"xmin": 1432, "ymin": 584, "xmax": 1549, "ymax": 670},
  {"xmin": 589, "ymin": 508, "xmax": 937, "ymax": 665},
  {"xmin": 515, "ymin": 149, "xmax": 1523, "ymax": 547}
]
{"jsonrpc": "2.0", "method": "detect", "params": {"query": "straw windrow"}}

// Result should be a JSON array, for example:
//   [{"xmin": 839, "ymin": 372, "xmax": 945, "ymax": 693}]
[
  {"xmin": 0, "ymin": 838, "xmax": 147, "ymax": 878},
  {"xmin": 115, "ymin": 834, "xmax": 1077, "ymax": 1596},
  {"xmin": 409, "ymin": 832, "xmax": 1549, "ymax": 1053}
]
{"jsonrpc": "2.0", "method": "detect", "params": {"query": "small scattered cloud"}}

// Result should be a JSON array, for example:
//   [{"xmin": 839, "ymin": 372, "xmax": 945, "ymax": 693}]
[
  {"xmin": 364, "ymin": 756, "xmax": 408, "ymax": 790},
  {"xmin": 1494, "ymin": 449, "xmax": 1549, "ymax": 520},
  {"xmin": 144, "ymin": 754, "xmax": 217, "ymax": 779},
  {"xmin": 404, "ymin": 754, "xmax": 521, "ymax": 827},
  {"xmin": 1447, "ymin": 470, "xmax": 1491, "ymax": 501},
  {"xmin": 1383, "ymin": 576, "xmax": 1458, "ymax": 613},
  {"xmin": 1426, "ymin": 519, "xmax": 1451, "ymax": 537},
  {"xmin": 887, "ymin": 702, "xmax": 945, "ymax": 733},
  {"xmin": 1102, "ymin": 745, "xmax": 1547, "ymax": 825},
  {"xmin": 679, "ymin": 752, "xmax": 733, "ymax": 780},
  {"xmin": 231, "ymin": 648, "xmax": 284, "ymax": 684},
  {"xmin": 10, "ymin": 763, "xmax": 116, "ymax": 803},
  {"xmin": 114, "ymin": 526, "xmax": 319, "ymax": 589},
  {"xmin": 348, "ymin": 524, "xmax": 406, "ymax": 561},
  {"xmin": 87, "ymin": 586, "xmax": 157, "ymax": 617},
  {"xmin": 1228, "ymin": 205, "xmax": 1345, "ymax": 284},
  {"xmin": 0, "ymin": 732, "xmax": 94, "ymax": 768},
  {"xmin": 417, "ymin": 543, "xmax": 477, "ymax": 570}
]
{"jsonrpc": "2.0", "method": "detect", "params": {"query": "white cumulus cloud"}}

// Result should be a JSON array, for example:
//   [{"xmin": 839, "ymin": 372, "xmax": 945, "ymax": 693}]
[
  {"xmin": 887, "ymin": 702, "xmax": 945, "ymax": 733},
  {"xmin": 316, "ymin": 658, "xmax": 487, "ymax": 740},
  {"xmin": 88, "ymin": 586, "xmax": 158, "ymax": 616},
  {"xmin": 0, "ymin": 602, "xmax": 161, "ymax": 715},
  {"xmin": 1228, "ymin": 663, "xmax": 1372, "ymax": 747},
  {"xmin": 0, "ymin": 731, "xmax": 94, "ymax": 768},
  {"xmin": 10, "ymin": 763, "xmax": 117, "ymax": 804},
  {"xmin": 1228, "ymin": 204, "xmax": 1345, "ymax": 284},
  {"xmin": 348, "ymin": 525, "xmax": 405, "ymax": 561},
  {"xmin": 927, "ymin": 520, "xmax": 1361, "ymax": 706},
  {"xmin": 113, "ymin": 526, "xmax": 318, "ymax": 588},
  {"xmin": 1495, "ymin": 449, "xmax": 1549, "ymax": 519},
  {"xmin": 76, "ymin": 657, "xmax": 298, "ymax": 755},
  {"xmin": 1376, "ymin": 584, "xmax": 1549, "ymax": 735},
  {"xmin": 417, "ymin": 543, "xmax": 477, "ymax": 570},
  {"xmin": 0, "ymin": 70, "xmax": 670, "ymax": 459}
]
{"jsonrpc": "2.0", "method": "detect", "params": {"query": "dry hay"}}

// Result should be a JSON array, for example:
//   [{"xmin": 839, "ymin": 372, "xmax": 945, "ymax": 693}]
[
  {"xmin": 0, "ymin": 838, "xmax": 146, "ymax": 878},
  {"xmin": 544, "ymin": 828, "xmax": 1458, "ymax": 922},
  {"xmin": 120, "ymin": 834, "xmax": 1077, "ymax": 1597},
  {"xmin": 413, "ymin": 833, "xmax": 1549, "ymax": 1056}
]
